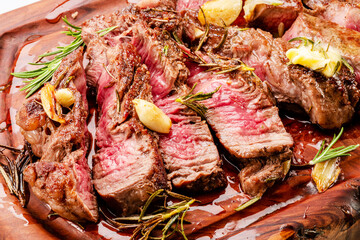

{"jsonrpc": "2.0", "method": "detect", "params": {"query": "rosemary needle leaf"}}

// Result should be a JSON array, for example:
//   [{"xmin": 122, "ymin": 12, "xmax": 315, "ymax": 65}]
[
  {"xmin": 310, "ymin": 127, "xmax": 359, "ymax": 165},
  {"xmin": 236, "ymin": 196, "xmax": 261, "ymax": 211}
]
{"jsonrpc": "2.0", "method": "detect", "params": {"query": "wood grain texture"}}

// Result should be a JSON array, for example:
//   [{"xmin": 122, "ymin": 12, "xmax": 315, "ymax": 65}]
[{"xmin": 1, "ymin": 0, "xmax": 360, "ymax": 239}]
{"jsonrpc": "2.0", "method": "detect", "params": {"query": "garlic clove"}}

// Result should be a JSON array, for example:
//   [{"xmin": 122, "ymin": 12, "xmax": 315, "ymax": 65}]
[
  {"xmin": 55, "ymin": 88, "xmax": 75, "ymax": 107},
  {"xmin": 40, "ymin": 83, "xmax": 66, "ymax": 124},
  {"xmin": 133, "ymin": 99, "xmax": 172, "ymax": 134}
]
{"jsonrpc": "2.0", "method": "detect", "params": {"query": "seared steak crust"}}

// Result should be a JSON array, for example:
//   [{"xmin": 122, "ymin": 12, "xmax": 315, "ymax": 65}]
[{"xmin": 18, "ymin": 48, "xmax": 98, "ymax": 222}]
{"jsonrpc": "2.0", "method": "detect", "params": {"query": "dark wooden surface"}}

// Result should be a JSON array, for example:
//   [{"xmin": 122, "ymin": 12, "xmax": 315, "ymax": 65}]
[{"xmin": 1, "ymin": 0, "xmax": 360, "ymax": 239}]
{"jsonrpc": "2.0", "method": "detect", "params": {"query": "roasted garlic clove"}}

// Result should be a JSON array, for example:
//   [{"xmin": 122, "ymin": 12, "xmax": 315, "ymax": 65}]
[
  {"xmin": 55, "ymin": 88, "xmax": 75, "ymax": 107},
  {"xmin": 198, "ymin": 0, "xmax": 242, "ymax": 27},
  {"xmin": 133, "ymin": 99, "xmax": 172, "ymax": 134},
  {"xmin": 311, "ymin": 158, "xmax": 341, "ymax": 193},
  {"xmin": 40, "ymin": 83, "xmax": 66, "ymax": 124}
]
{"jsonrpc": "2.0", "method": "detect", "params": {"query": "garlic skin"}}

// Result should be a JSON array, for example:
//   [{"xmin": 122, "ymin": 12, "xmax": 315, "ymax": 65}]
[
  {"xmin": 40, "ymin": 83, "xmax": 65, "ymax": 124},
  {"xmin": 133, "ymin": 99, "xmax": 172, "ymax": 134},
  {"xmin": 55, "ymin": 88, "xmax": 75, "ymax": 107},
  {"xmin": 198, "ymin": 0, "xmax": 242, "ymax": 27}
]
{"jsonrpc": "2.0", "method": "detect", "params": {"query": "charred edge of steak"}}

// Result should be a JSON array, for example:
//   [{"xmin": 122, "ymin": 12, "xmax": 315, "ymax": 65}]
[{"xmin": 238, "ymin": 148, "xmax": 293, "ymax": 197}]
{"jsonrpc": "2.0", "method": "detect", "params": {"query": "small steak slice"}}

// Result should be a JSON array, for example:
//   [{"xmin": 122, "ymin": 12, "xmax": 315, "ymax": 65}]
[
  {"xmin": 187, "ymin": 64, "xmax": 293, "ymax": 196},
  {"xmin": 19, "ymin": 48, "xmax": 98, "ymax": 222},
  {"xmin": 243, "ymin": 0, "xmax": 303, "ymax": 35},
  {"xmin": 87, "ymin": 40, "xmax": 168, "ymax": 215},
  {"xmin": 131, "ymin": 22, "xmax": 226, "ymax": 192},
  {"xmin": 210, "ymin": 26, "xmax": 359, "ymax": 129},
  {"xmin": 187, "ymin": 70, "xmax": 294, "ymax": 159},
  {"xmin": 283, "ymin": 13, "xmax": 360, "ymax": 84}
]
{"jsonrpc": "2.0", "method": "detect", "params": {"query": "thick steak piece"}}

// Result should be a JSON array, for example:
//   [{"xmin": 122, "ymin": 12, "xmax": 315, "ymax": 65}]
[
  {"xmin": 18, "ymin": 48, "xmax": 98, "ymax": 222},
  {"xmin": 131, "ymin": 22, "xmax": 226, "ymax": 192},
  {"xmin": 209, "ymin": 26, "xmax": 359, "ymax": 129},
  {"xmin": 187, "ymin": 66, "xmax": 293, "ymax": 196},
  {"xmin": 283, "ymin": 13, "xmax": 360, "ymax": 84},
  {"xmin": 86, "ymin": 39, "xmax": 168, "ymax": 215}
]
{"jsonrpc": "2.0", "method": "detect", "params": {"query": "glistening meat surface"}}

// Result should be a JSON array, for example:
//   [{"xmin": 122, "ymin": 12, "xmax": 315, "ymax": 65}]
[{"xmin": 18, "ymin": 48, "xmax": 98, "ymax": 222}]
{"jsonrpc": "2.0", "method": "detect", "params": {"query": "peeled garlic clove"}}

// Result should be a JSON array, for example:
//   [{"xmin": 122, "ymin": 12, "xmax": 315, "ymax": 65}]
[
  {"xmin": 194, "ymin": 27, "xmax": 205, "ymax": 39},
  {"xmin": 41, "ymin": 83, "xmax": 66, "ymax": 124},
  {"xmin": 133, "ymin": 99, "xmax": 172, "ymax": 134},
  {"xmin": 55, "ymin": 88, "xmax": 75, "ymax": 107}
]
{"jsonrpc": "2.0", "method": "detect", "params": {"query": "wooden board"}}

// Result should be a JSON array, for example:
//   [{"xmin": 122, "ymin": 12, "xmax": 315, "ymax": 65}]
[{"xmin": 1, "ymin": 0, "xmax": 360, "ymax": 239}]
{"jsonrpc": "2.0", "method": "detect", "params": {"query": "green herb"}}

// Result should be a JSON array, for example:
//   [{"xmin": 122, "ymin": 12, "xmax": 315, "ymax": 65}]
[
  {"xmin": 0, "ymin": 143, "xmax": 33, "ymax": 207},
  {"xmin": 163, "ymin": 45, "xmax": 169, "ymax": 56},
  {"xmin": 309, "ymin": 127, "xmax": 359, "ymax": 165},
  {"xmin": 12, "ymin": 16, "xmax": 116, "ymax": 98},
  {"xmin": 176, "ymin": 83, "xmax": 220, "ymax": 119},
  {"xmin": 101, "ymin": 189, "xmax": 197, "ymax": 240},
  {"xmin": 196, "ymin": 7, "xmax": 209, "ymax": 52},
  {"xmin": 235, "ymin": 196, "xmax": 261, "ymax": 211}
]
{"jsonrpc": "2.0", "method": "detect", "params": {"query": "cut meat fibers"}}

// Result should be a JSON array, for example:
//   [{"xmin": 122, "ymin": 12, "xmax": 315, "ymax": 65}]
[
  {"xmin": 210, "ymin": 26, "xmax": 359, "ymax": 129},
  {"xmin": 304, "ymin": 0, "xmax": 360, "ymax": 32},
  {"xmin": 18, "ymin": 48, "xmax": 98, "ymax": 222},
  {"xmin": 131, "ymin": 22, "xmax": 227, "ymax": 192},
  {"xmin": 187, "ymin": 65, "xmax": 294, "ymax": 196},
  {"xmin": 283, "ymin": 13, "xmax": 360, "ymax": 84},
  {"xmin": 86, "ymin": 39, "xmax": 168, "ymax": 215}
]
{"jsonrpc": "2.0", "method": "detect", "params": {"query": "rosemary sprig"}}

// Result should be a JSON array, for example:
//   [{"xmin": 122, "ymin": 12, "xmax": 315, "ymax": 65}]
[
  {"xmin": 0, "ymin": 142, "xmax": 33, "ymax": 207},
  {"xmin": 12, "ymin": 17, "xmax": 117, "ymax": 98},
  {"xmin": 235, "ymin": 196, "xmax": 261, "ymax": 211},
  {"xmin": 309, "ymin": 127, "xmax": 359, "ymax": 165},
  {"xmin": 175, "ymin": 83, "xmax": 220, "ymax": 119},
  {"xmin": 102, "ymin": 189, "xmax": 197, "ymax": 240}
]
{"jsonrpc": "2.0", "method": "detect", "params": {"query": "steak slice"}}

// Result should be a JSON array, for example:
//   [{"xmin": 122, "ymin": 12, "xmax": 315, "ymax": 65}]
[
  {"xmin": 131, "ymin": 22, "xmax": 226, "ymax": 192},
  {"xmin": 243, "ymin": 0, "xmax": 303, "ymax": 35},
  {"xmin": 18, "ymin": 48, "xmax": 98, "ymax": 222},
  {"xmin": 283, "ymin": 13, "xmax": 360, "ymax": 84},
  {"xmin": 187, "ymin": 63, "xmax": 293, "ymax": 196},
  {"xmin": 86, "ymin": 39, "xmax": 168, "ymax": 215},
  {"xmin": 209, "ymin": 26, "xmax": 359, "ymax": 129}
]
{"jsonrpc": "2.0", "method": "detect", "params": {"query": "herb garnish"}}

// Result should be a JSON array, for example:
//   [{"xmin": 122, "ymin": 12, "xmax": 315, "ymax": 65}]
[
  {"xmin": 309, "ymin": 127, "xmax": 359, "ymax": 165},
  {"xmin": 12, "ymin": 16, "xmax": 117, "ymax": 98},
  {"xmin": 176, "ymin": 83, "xmax": 220, "ymax": 119},
  {"xmin": 235, "ymin": 196, "xmax": 261, "ymax": 211},
  {"xmin": 101, "ymin": 189, "xmax": 197, "ymax": 240},
  {"xmin": 0, "ymin": 143, "xmax": 33, "ymax": 207}
]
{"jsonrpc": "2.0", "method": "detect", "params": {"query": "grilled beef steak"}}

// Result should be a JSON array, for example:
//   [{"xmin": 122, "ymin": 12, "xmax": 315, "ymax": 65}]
[
  {"xmin": 17, "ymin": 48, "xmax": 98, "ymax": 222},
  {"xmin": 204, "ymin": 26, "xmax": 359, "ymax": 129},
  {"xmin": 131, "ymin": 22, "xmax": 226, "ymax": 192},
  {"xmin": 85, "ymin": 35, "xmax": 168, "ymax": 215},
  {"xmin": 187, "ymin": 61, "xmax": 293, "ymax": 196}
]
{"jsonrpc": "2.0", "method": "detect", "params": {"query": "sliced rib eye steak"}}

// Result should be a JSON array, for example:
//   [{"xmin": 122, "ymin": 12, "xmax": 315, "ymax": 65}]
[
  {"xmin": 17, "ymin": 48, "xmax": 98, "ymax": 222},
  {"xmin": 187, "ymin": 62, "xmax": 294, "ymax": 196},
  {"xmin": 206, "ymin": 26, "xmax": 359, "ymax": 129},
  {"xmin": 131, "ymin": 22, "xmax": 227, "ymax": 192},
  {"xmin": 86, "ymin": 38, "xmax": 168, "ymax": 215}
]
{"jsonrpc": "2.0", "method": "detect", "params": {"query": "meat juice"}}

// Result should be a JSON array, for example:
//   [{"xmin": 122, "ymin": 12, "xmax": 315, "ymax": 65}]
[{"xmin": 2, "ymin": 19, "xmax": 360, "ymax": 240}]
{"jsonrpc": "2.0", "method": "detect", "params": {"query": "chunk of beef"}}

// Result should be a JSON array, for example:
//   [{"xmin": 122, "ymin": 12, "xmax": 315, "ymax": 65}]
[
  {"xmin": 243, "ymin": 0, "xmax": 303, "ymax": 35},
  {"xmin": 283, "ymin": 13, "xmax": 360, "ymax": 84},
  {"xmin": 18, "ymin": 48, "xmax": 98, "ymax": 222},
  {"xmin": 86, "ymin": 40, "xmax": 168, "ymax": 215},
  {"xmin": 304, "ymin": 0, "xmax": 360, "ymax": 32},
  {"xmin": 131, "ymin": 23, "xmax": 226, "ymax": 192},
  {"xmin": 208, "ymin": 26, "xmax": 359, "ymax": 129}
]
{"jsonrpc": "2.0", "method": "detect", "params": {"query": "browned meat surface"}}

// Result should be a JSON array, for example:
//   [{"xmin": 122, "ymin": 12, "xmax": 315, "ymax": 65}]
[
  {"xmin": 244, "ymin": 0, "xmax": 303, "ymax": 35},
  {"xmin": 283, "ymin": 13, "xmax": 360, "ymax": 84},
  {"xmin": 18, "ymin": 48, "xmax": 98, "ymax": 222},
  {"xmin": 205, "ymin": 26, "xmax": 359, "ymax": 129},
  {"xmin": 131, "ymin": 21, "xmax": 226, "ymax": 192},
  {"xmin": 239, "ymin": 150, "xmax": 292, "ymax": 196},
  {"xmin": 85, "ymin": 35, "xmax": 168, "ymax": 215}
]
